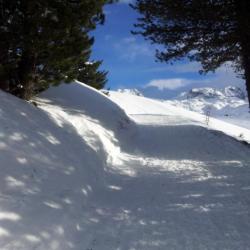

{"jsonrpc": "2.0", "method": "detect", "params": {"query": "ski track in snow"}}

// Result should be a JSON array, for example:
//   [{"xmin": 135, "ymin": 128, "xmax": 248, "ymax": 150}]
[{"xmin": 0, "ymin": 82, "xmax": 250, "ymax": 249}]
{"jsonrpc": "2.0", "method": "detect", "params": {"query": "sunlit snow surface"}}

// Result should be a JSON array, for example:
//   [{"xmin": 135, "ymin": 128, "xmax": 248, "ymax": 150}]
[
  {"xmin": 165, "ymin": 86, "xmax": 250, "ymax": 130},
  {"xmin": 0, "ymin": 81, "xmax": 250, "ymax": 250}
]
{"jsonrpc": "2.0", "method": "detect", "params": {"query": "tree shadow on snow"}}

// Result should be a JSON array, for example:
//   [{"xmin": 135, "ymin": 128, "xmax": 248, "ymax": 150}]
[
  {"xmin": 0, "ymin": 93, "xmax": 107, "ymax": 249},
  {"xmin": 79, "ymin": 156, "xmax": 250, "ymax": 250}
]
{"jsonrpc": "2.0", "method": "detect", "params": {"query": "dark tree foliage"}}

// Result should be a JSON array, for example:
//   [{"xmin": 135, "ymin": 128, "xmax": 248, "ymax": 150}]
[
  {"xmin": 77, "ymin": 60, "xmax": 108, "ymax": 89},
  {"xmin": 131, "ymin": 0, "xmax": 250, "ymax": 106},
  {"xmin": 0, "ymin": 0, "xmax": 112, "ymax": 99}
]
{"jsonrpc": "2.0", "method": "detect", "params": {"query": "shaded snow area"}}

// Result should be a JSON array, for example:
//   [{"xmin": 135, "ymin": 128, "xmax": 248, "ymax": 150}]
[
  {"xmin": 166, "ymin": 86, "xmax": 250, "ymax": 130},
  {"xmin": 0, "ymin": 81, "xmax": 250, "ymax": 250}
]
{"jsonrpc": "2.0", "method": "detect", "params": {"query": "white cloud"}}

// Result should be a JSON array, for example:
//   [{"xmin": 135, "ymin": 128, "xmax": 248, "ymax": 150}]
[{"xmin": 145, "ymin": 78, "xmax": 194, "ymax": 90}]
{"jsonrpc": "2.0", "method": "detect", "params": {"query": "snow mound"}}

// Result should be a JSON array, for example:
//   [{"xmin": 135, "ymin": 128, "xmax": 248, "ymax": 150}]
[
  {"xmin": 0, "ymin": 82, "xmax": 136, "ymax": 250},
  {"xmin": 0, "ymin": 89, "xmax": 106, "ymax": 249},
  {"xmin": 39, "ymin": 81, "xmax": 133, "ymax": 133}
]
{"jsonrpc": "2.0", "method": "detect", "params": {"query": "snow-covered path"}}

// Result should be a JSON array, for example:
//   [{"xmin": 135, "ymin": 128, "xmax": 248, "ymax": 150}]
[
  {"xmin": 82, "ymin": 115, "xmax": 250, "ymax": 250},
  {"xmin": 1, "ymin": 82, "xmax": 250, "ymax": 249}
]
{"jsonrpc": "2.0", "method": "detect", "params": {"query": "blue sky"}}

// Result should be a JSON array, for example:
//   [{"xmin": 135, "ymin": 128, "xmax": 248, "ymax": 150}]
[{"xmin": 91, "ymin": 1, "xmax": 244, "ymax": 98}]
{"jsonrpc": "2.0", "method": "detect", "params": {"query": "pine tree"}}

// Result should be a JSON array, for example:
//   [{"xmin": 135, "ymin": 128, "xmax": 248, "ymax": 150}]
[
  {"xmin": 0, "ymin": 0, "xmax": 112, "ymax": 99},
  {"xmin": 131, "ymin": 0, "xmax": 250, "ymax": 106},
  {"xmin": 77, "ymin": 60, "xmax": 108, "ymax": 89}
]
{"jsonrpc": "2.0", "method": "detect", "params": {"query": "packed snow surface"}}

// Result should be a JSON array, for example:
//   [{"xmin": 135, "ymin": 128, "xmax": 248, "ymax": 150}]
[{"xmin": 0, "ymin": 81, "xmax": 250, "ymax": 250}]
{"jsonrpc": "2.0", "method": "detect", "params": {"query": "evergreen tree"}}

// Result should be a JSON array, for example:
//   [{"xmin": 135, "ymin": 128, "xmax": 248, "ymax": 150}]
[
  {"xmin": 0, "ymin": 0, "xmax": 112, "ymax": 99},
  {"xmin": 131, "ymin": 0, "xmax": 250, "ymax": 106},
  {"xmin": 77, "ymin": 60, "xmax": 107, "ymax": 89}
]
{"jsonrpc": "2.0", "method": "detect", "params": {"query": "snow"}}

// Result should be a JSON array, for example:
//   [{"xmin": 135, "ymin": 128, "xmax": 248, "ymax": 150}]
[
  {"xmin": 117, "ymin": 88, "xmax": 143, "ymax": 96},
  {"xmin": 109, "ymin": 90, "xmax": 250, "ymax": 143},
  {"xmin": 166, "ymin": 86, "xmax": 250, "ymax": 129},
  {"xmin": 1, "ymin": 81, "xmax": 250, "ymax": 249}
]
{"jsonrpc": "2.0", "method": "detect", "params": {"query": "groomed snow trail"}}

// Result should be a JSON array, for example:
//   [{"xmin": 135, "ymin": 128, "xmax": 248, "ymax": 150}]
[{"xmin": 0, "ymin": 83, "xmax": 250, "ymax": 250}]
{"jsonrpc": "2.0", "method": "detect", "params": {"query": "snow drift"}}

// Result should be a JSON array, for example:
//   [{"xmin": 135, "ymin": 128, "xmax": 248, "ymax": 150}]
[{"xmin": 0, "ymin": 81, "xmax": 135, "ymax": 249}]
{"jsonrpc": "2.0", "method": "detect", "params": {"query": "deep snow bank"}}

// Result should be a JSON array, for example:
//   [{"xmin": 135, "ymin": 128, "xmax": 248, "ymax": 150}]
[
  {"xmin": 0, "ymin": 82, "xmax": 135, "ymax": 250},
  {"xmin": 39, "ymin": 81, "xmax": 133, "ymax": 134},
  {"xmin": 0, "ymin": 90, "xmax": 101, "ymax": 249}
]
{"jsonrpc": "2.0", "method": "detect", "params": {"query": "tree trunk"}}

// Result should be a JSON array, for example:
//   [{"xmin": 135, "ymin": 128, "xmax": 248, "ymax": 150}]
[
  {"xmin": 0, "ymin": 76, "xmax": 10, "ymax": 92},
  {"xmin": 242, "ymin": 54, "xmax": 250, "ymax": 108},
  {"xmin": 18, "ymin": 51, "xmax": 35, "ymax": 100},
  {"xmin": 18, "ymin": 1, "xmax": 36, "ymax": 100},
  {"xmin": 235, "ymin": 0, "xmax": 250, "ymax": 107}
]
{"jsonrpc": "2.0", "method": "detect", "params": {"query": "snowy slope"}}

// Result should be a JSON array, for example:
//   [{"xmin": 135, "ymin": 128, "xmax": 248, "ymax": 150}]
[
  {"xmin": 109, "ymin": 90, "xmax": 250, "ymax": 143},
  {"xmin": 1, "ymin": 82, "xmax": 250, "ymax": 249},
  {"xmin": 0, "ymin": 89, "xmax": 105, "ymax": 249},
  {"xmin": 0, "ymin": 82, "xmax": 135, "ymax": 250},
  {"xmin": 166, "ymin": 86, "xmax": 250, "ymax": 129}
]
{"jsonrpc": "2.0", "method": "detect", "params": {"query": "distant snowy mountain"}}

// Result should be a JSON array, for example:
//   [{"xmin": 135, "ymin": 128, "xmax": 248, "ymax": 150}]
[
  {"xmin": 117, "ymin": 88, "xmax": 143, "ymax": 96},
  {"xmin": 167, "ymin": 86, "xmax": 250, "ymax": 129},
  {"xmin": 178, "ymin": 86, "xmax": 246, "ymax": 100}
]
